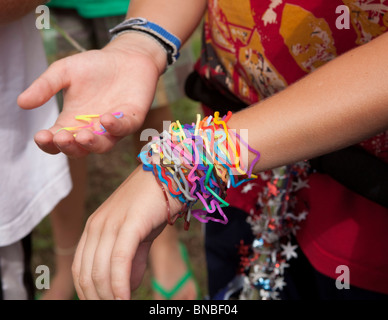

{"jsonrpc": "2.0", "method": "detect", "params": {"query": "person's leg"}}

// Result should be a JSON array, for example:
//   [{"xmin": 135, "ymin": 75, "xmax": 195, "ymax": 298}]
[
  {"xmin": 149, "ymin": 226, "xmax": 199, "ymax": 300},
  {"xmin": 40, "ymin": 158, "xmax": 87, "ymax": 300}
]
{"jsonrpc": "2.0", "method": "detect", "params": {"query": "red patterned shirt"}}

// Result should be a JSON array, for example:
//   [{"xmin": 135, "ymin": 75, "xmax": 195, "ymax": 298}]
[{"xmin": 196, "ymin": 0, "xmax": 388, "ymax": 295}]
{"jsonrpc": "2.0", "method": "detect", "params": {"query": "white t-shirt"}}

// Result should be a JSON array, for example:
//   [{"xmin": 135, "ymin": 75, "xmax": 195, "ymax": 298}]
[{"xmin": 0, "ymin": 13, "xmax": 72, "ymax": 246}]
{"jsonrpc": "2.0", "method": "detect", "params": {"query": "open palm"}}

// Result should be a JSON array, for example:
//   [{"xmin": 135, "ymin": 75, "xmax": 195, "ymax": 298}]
[{"xmin": 18, "ymin": 35, "xmax": 164, "ymax": 157}]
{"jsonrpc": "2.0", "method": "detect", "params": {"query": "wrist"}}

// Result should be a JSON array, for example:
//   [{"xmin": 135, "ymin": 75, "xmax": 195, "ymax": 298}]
[
  {"xmin": 135, "ymin": 165, "xmax": 184, "ymax": 226},
  {"xmin": 109, "ymin": 17, "xmax": 181, "ymax": 67},
  {"xmin": 138, "ymin": 111, "xmax": 261, "ymax": 230},
  {"xmin": 105, "ymin": 32, "xmax": 168, "ymax": 75}
]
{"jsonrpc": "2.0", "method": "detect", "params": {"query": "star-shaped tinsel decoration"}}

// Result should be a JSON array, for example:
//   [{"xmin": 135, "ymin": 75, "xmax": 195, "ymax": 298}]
[
  {"xmin": 292, "ymin": 177, "xmax": 310, "ymax": 191},
  {"xmin": 280, "ymin": 241, "xmax": 298, "ymax": 260},
  {"xmin": 237, "ymin": 161, "xmax": 311, "ymax": 300},
  {"xmin": 273, "ymin": 277, "xmax": 287, "ymax": 291},
  {"xmin": 241, "ymin": 182, "xmax": 257, "ymax": 194},
  {"xmin": 278, "ymin": 262, "xmax": 290, "ymax": 275},
  {"xmin": 297, "ymin": 210, "xmax": 308, "ymax": 221}
]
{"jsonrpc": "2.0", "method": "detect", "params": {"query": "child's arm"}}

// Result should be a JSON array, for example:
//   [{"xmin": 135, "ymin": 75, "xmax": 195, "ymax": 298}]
[
  {"xmin": 17, "ymin": 0, "xmax": 207, "ymax": 158},
  {"xmin": 229, "ymin": 32, "xmax": 388, "ymax": 173}
]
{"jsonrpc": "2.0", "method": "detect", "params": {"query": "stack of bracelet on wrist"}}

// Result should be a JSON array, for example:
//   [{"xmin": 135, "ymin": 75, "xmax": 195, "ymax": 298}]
[
  {"xmin": 57, "ymin": 110, "xmax": 261, "ymax": 230},
  {"xmin": 139, "ymin": 111, "xmax": 261, "ymax": 230}
]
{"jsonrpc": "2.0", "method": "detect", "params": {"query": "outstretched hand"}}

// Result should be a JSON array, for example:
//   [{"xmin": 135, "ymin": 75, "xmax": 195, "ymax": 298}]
[
  {"xmin": 18, "ymin": 33, "xmax": 166, "ymax": 158},
  {"xmin": 71, "ymin": 165, "xmax": 183, "ymax": 300}
]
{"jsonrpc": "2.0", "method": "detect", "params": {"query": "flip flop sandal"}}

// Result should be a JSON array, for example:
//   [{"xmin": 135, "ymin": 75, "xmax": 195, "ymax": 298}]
[{"xmin": 151, "ymin": 242, "xmax": 201, "ymax": 300}]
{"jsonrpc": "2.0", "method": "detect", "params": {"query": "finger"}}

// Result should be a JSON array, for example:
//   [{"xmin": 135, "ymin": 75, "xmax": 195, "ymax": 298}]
[
  {"xmin": 72, "ymin": 227, "xmax": 88, "ymax": 300},
  {"xmin": 53, "ymin": 129, "xmax": 90, "ymax": 158},
  {"xmin": 100, "ymin": 112, "xmax": 144, "ymax": 137},
  {"xmin": 34, "ymin": 130, "xmax": 60, "ymax": 155},
  {"xmin": 17, "ymin": 59, "xmax": 70, "ymax": 110},
  {"xmin": 91, "ymin": 220, "xmax": 121, "ymax": 300},
  {"xmin": 110, "ymin": 222, "xmax": 141, "ymax": 300},
  {"xmin": 128, "ymin": 241, "xmax": 153, "ymax": 291},
  {"xmin": 75, "ymin": 129, "xmax": 118, "ymax": 154},
  {"xmin": 78, "ymin": 215, "xmax": 104, "ymax": 300}
]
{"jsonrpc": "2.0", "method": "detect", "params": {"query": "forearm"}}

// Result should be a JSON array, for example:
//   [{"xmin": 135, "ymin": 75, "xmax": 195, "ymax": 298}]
[
  {"xmin": 0, "ymin": 0, "xmax": 45, "ymax": 24},
  {"xmin": 228, "ymin": 32, "xmax": 388, "ymax": 173},
  {"xmin": 126, "ymin": 0, "xmax": 206, "ymax": 44},
  {"xmin": 107, "ymin": 0, "xmax": 206, "ymax": 77}
]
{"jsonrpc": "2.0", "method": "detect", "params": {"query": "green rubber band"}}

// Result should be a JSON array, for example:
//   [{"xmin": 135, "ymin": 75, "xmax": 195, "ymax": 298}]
[{"xmin": 205, "ymin": 185, "xmax": 229, "ymax": 207}]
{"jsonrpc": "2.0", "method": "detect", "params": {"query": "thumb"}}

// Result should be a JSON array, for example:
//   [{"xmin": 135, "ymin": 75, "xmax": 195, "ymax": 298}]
[{"xmin": 17, "ymin": 59, "xmax": 70, "ymax": 110}]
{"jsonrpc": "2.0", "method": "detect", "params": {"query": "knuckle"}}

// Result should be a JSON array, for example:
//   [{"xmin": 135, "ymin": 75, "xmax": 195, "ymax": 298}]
[
  {"xmin": 86, "ymin": 214, "xmax": 101, "ymax": 230},
  {"xmin": 77, "ymin": 133, "xmax": 95, "ymax": 146},
  {"xmin": 78, "ymin": 275, "xmax": 93, "ymax": 290},
  {"xmin": 111, "ymin": 280, "xmax": 128, "ymax": 300},
  {"xmin": 91, "ymin": 268, "xmax": 106, "ymax": 286},
  {"xmin": 110, "ymin": 250, "xmax": 128, "ymax": 265}
]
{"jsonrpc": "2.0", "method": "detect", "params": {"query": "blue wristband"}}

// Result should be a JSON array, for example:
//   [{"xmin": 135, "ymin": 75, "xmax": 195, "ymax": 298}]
[{"xmin": 109, "ymin": 17, "xmax": 181, "ymax": 66}]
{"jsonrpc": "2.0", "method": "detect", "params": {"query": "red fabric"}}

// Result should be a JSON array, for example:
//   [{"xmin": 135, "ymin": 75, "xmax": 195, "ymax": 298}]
[
  {"xmin": 296, "ymin": 173, "xmax": 388, "ymax": 294},
  {"xmin": 199, "ymin": 0, "xmax": 388, "ymax": 294}
]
